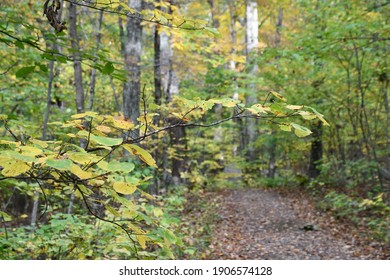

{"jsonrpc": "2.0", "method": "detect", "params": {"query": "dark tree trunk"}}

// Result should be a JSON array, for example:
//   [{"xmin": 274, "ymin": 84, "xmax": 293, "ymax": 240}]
[{"xmin": 308, "ymin": 121, "xmax": 323, "ymax": 178}]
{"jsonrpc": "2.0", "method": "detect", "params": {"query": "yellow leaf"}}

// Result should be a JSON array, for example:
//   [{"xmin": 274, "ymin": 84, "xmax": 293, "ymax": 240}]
[
  {"xmin": 95, "ymin": 125, "xmax": 112, "ymax": 134},
  {"xmin": 138, "ymin": 189, "xmax": 156, "ymax": 200},
  {"xmin": 113, "ymin": 181, "xmax": 137, "ymax": 195},
  {"xmin": 247, "ymin": 104, "xmax": 272, "ymax": 115},
  {"xmin": 286, "ymin": 105, "xmax": 304, "ymax": 110},
  {"xmin": 153, "ymin": 208, "xmax": 164, "ymax": 217},
  {"xmin": 1, "ymin": 159, "xmax": 30, "ymax": 177},
  {"xmin": 136, "ymin": 235, "xmax": 148, "ymax": 249},
  {"xmin": 299, "ymin": 111, "xmax": 317, "ymax": 120},
  {"xmin": 71, "ymin": 111, "xmax": 98, "ymax": 119},
  {"xmin": 270, "ymin": 91, "xmax": 287, "ymax": 102},
  {"xmin": 18, "ymin": 146, "xmax": 43, "ymax": 157},
  {"xmin": 69, "ymin": 164, "xmax": 93, "ymax": 179},
  {"xmin": 67, "ymin": 152, "xmax": 102, "ymax": 165},
  {"xmin": 122, "ymin": 144, "xmax": 157, "ymax": 168},
  {"xmin": 112, "ymin": 114, "xmax": 134, "ymax": 130}
]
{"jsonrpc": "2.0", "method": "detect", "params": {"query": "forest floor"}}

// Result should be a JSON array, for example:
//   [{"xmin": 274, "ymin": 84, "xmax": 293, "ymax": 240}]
[{"xmin": 206, "ymin": 188, "xmax": 389, "ymax": 260}]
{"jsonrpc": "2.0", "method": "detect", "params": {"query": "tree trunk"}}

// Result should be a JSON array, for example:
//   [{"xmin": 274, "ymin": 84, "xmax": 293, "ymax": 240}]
[
  {"xmin": 267, "ymin": 8, "xmax": 283, "ymax": 179},
  {"xmin": 308, "ymin": 121, "xmax": 323, "ymax": 178},
  {"xmin": 69, "ymin": 1, "xmax": 85, "ymax": 113},
  {"xmin": 123, "ymin": 0, "xmax": 143, "ymax": 136},
  {"xmin": 244, "ymin": 0, "xmax": 259, "ymax": 162},
  {"xmin": 88, "ymin": 10, "xmax": 104, "ymax": 111}
]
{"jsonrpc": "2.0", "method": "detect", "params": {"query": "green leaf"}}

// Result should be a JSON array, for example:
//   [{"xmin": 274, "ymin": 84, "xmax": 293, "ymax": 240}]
[
  {"xmin": 15, "ymin": 66, "xmax": 36, "ymax": 78},
  {"xmin": 106, "ymin": 161, "xmax": 135, "ymax": 172},
  {"xmin": 279, "ymin": 123, "xmax": 292, "ymax": 132},
  {"xmin": 90, "ymin": 135, "xmax": 123, "ymax": 146},
  {"xmin": 14, "ymin": 41, "xmax": 24, "ymax": 49},
  {"xmin": 45, "ymin": 158, "xmax": 73, "ymax": 170},
  {"xmin": 101, "ymin": 62, "xmax": 115, "ymax": 75},
  {"xmin": 291, "ymin": 123, "xmax": 312, "ymax": 137},
  {"xmin": 0, "ymin": 211, "xmax": 12, "ymax": 222},
  {"xmin": 204, "ymin": 26, "xmax": 221, "ymax": 37}
]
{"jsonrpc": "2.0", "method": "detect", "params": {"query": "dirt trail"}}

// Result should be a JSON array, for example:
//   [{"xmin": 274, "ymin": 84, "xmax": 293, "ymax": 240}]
[{"xmin": 209, "ymin": 188, "xmax": 389, "ymax": 259}]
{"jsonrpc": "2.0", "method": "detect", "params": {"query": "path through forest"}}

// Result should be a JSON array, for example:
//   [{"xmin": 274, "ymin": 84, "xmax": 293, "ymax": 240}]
[{"xmin": 208, "ymin": 188, "xmax": 389, "ymax": 259}]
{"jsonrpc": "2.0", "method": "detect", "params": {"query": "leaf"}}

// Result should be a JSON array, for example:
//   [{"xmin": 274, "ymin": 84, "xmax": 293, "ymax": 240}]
[
  {"xmin": 1, "ymin": 159, "xmax": 31, "ymax": 177},
  {"xmin": 286, "ymin": 105, "xmax": 304, "ymax": 110},
  {"xmin": 306, "ymin": 106, "xmax": 330, "ymax": 126},
  {"xmin": 45, "ymin": 158, "xmax": 73, "ymax": 170},
  {"xmin": 279, "ymin": 123, "xmax": 292, "ymax": 132},
  {"xmin": 69, "ymin": 164, "xmax": 93, "ymax": 179},
  {"xmin": 0, "ymin": 211, "xmax": 12, "ymax": 222},
  {"xmin": 71, "ymin": 111, "xmax": 98, "ymax": 119},
  {"xmin": 113, "ymin": 181, "xmax": 137, "ymax": 195},
  {"xmin": 67, "ymin": 152, "xmax": 101, "ymax": 165},
  {"xmin": 90, "ymin": 135, "xmax": 123, "ymax": 146},
  {"xmin": 101, "ymin": 62, "xmax": 115, "ymax": 75},
  {"xmin": 270, "ymin": 91, "xmax": 287, "ymax": 102},
  {"xmin": 18, "ymin": 146, "xmax": 43, "ymax": 157},
  {"xmin": 247, "ymin": 104, "xmax": 272, "ymax": 115},
  {"xmin": 112, "ymin": 115, "xmax": 134, "ymax": 130},
  {"xmin": 299, "ymin": 111, "xmax": 317, "ymax": 120},
  {"xmin": 30, "ymin": 139, "xmax": 49, "ymax": 148},
  {"xmin": 219, "ymin": 98, "xmax": 238, "ymax": 108},
  {"xmin": 95, "ymin": 125, "xmax": 111, "ymax": 134},
  {"xmin": 204, "ymin": 26, "xmax": 221, "ymax": 37},
  {"xmin": 122, "ymin": 144, "xmax": 157, "ymax": 168},
  {"xmin": 162, "ymin": 228, "xmax": 177, "ymax": 243},
  {"xmin": 0, "ymin": 150, "xmax": 37, "ymax": 163},
  {"xmin": 136, "ymin": 235, "xmax": 148, "ymax": 249},
  {"xmin": 15, "ymin": 66, "xmax": 35, "ymax": 78},
  {"xmin": 105, "ymin": 205, "xmax": 120, "ymax": 217},
  {"xmin": 291, "ymin": 123, "xmax": 312, "ymax": 137},
  {"xmin": 106, "ymin": 161, "xmax": 135, "ymax": 172}
]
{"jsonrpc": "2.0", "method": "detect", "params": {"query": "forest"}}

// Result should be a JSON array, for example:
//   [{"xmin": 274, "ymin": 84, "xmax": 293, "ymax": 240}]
[{"xmin": 0, "ymin": 0, "xmax": 389, "ymax": 260}]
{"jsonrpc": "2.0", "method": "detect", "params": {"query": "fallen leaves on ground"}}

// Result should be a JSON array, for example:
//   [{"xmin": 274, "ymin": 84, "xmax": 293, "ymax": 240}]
[{"xmin": 208, "ymin": 188, "xmax": 389, "ymax": 260}]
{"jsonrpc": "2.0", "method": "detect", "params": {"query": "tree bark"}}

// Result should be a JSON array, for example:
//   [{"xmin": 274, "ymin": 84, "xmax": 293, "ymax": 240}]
[
  {"xmin": 69, "ymin": 1, "xmax": 85, "ymax": 113},
  {"xmin": 123, "ymin": 0, "xmax": 143, "ymax": 136},
  {"xmin": 88, "ymin": 10, "xmax": 104, "ymax": 111},
  {"xmin": 244, "ymin": 0, "xmax": 259, "ymax": 162}
]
